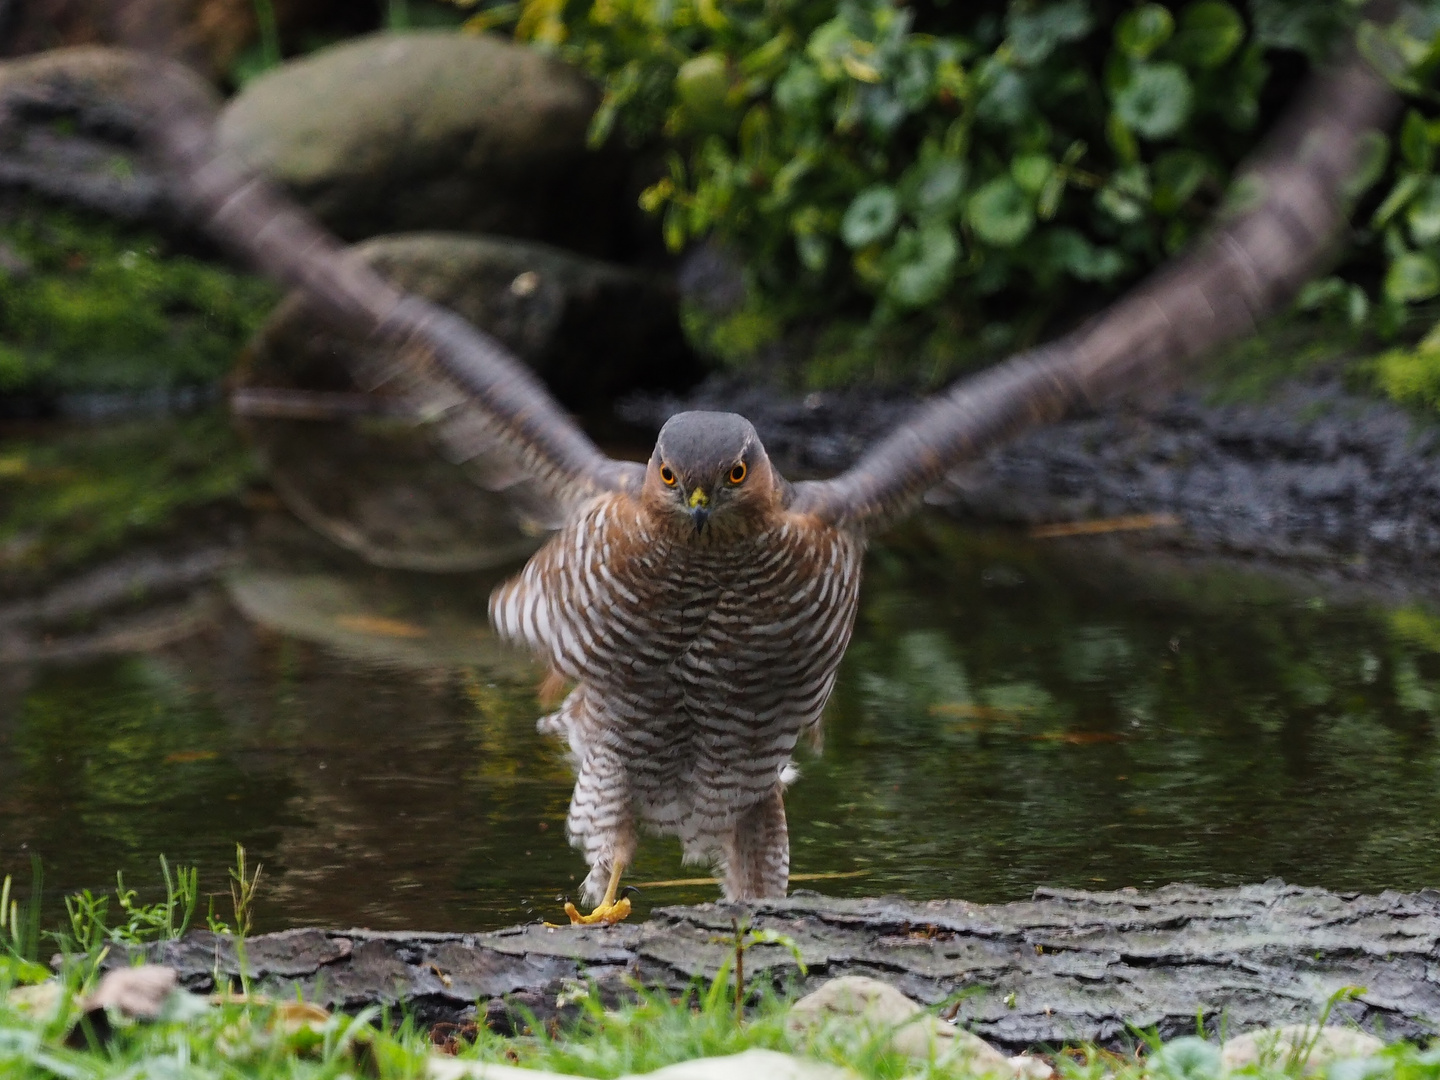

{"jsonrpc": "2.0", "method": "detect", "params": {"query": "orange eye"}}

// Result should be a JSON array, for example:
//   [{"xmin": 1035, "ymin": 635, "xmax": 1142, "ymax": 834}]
[
  {"xmin": 729, "ymin": 462, "xmax": 747, "ymax": 484},
  {"xmin": 660, "ymin": 464, "xmax": 677, "ymax": 486}
]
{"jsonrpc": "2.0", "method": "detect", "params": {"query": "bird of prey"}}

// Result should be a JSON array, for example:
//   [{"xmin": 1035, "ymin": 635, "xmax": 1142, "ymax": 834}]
[{"xmin": 81, "ymin": 48, "xmax": 1389, "ymax": 925}]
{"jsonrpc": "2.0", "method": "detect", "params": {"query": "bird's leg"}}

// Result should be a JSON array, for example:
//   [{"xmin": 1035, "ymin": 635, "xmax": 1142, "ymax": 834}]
[
  {"xmin": 720, "ymin": 789, "xmax": 789, "ymax": 901},
  {"xmin": 562, "ymin": 860, "xmax": 632, "ymax": 925}
]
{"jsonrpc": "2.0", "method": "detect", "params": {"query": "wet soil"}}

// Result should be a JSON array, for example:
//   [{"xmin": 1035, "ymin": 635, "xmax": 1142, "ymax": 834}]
[{"xmin": 622, "ymin": 370, "xmax": 1440, "ymax": 594}]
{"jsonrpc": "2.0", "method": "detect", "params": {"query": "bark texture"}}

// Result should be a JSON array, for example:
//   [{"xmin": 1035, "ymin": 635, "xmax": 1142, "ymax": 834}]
[{"xmin": 111, "ymin": 883, "xmax": 1440, "ymax": 1051}]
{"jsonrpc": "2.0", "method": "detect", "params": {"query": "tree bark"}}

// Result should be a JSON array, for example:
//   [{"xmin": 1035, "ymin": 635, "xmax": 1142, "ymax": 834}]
[{"xmin": 111, "ymin": 883, "xmax": 1440, "ymax": 1051}]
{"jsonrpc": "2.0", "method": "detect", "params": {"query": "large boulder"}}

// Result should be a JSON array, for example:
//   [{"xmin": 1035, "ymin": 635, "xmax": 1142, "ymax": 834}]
[{"xmin": 218, "ymin": 31, "xmax": 627, "ymax": 252}]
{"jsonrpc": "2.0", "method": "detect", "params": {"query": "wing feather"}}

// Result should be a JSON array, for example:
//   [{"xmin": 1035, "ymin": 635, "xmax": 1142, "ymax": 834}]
[
  {"xmin": 793, "ymin": 53, "xmax": 1396, "ymax": 533},
  {"xmin": 53, "ymin": 55, "xmax": 643, "ymax": 520}
]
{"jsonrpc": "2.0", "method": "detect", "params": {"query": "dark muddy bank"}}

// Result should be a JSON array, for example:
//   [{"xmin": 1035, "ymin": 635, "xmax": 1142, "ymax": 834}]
[{"xmin": 623, "ymin": 371, "xmax": 1440, "ymax": 590}]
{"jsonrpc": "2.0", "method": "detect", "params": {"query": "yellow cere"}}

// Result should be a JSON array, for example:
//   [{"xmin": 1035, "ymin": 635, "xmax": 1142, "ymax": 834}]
[{"xmin": 689, "ymin": 488, "xmax": 709, "ymax": 508}]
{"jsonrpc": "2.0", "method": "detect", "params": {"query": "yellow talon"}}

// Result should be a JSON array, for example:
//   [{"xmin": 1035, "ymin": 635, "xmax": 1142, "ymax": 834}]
[
  {"xmin": 549, "ymin": 861, "xmax": 632, "ymax": 927},
  {"xmin": 562, "ymin": 896, "xmax": 632, "ymax": 925}
]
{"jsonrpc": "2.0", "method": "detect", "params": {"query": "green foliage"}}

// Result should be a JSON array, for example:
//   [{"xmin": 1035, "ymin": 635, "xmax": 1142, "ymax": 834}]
[
  {"xmin": 443, "ymin": 0, "xmax": 1440, "ymax": 387},
  {"xmin": 62, "ymin": 856, "xmax": 200, "ymax": 956},
  {"xmin": 0, "ymin": 861, "xmax": 48, "ymax": 985},
  {"xmin": 0, "ymin": 204, "xmax": 276, "ymax": 396},
  {"xmin": 453, "ymin": 0, "xmax": 1367, "ymax": 382}
]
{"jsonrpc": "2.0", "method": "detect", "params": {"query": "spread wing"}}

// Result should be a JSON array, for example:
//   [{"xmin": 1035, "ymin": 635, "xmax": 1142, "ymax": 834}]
[
  {"xmin": 60, "ymin": 56, "xmax": 642, "ymax": 526},
  {"xmin": 792, "ymin": 52, "xmax": 1396, "ymax": 534}
]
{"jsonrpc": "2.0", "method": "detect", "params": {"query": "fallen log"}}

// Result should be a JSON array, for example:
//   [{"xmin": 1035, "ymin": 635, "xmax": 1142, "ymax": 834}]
[{"xmin": 109, "ymin": 883, "xmax": 1440, "ymax": 1051}]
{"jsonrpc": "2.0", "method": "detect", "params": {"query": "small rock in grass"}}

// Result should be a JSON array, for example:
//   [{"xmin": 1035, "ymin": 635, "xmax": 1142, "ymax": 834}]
[
  {"xmin": 1219, "ymin": 1026, "xmax": 1384, "ymax": 1071},
  {"xmin": 787, "ymin": 976, "xmax": 1012, "ymax": 1073},
  {"xmin": 83, "ymin": 964, "xmax": 179, "ymax": 1020},
  {"xmin": 6, "ymin": 980, "xmax": 66, "ymax": 1018},
  {"xmin": 641, "ymin": 1049, "xmax": 857, "ymax": 1080},
  {"xmin": 1009, "ymin": 1054, "xmax": 1056, "ymax": 1080},
  {"xmin": 428, "ymin": 1048, "xmax": 855, "ymax": 1080}
]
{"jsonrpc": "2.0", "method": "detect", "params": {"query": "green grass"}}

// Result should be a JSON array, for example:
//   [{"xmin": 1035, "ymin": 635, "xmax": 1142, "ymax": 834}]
[{"xmin": 4, "ymin": 968, "xmax": 1440, "ymax": 1080}]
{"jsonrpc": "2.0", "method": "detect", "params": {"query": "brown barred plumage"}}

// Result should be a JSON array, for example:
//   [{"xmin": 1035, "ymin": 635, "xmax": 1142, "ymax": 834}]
[
  {"xmin": 42, "ymin": 48, "xmax": 1393, "ymax": 916},
  {"xmin": 491, "ymin": 413, "xmax": 863, "ymax": 903}
]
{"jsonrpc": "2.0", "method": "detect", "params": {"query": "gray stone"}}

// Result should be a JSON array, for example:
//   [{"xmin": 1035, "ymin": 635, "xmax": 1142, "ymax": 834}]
[
  {"xmin": 787, "ymin": 976, "xmax": 1011, "ymax": 1072},
  {"xmin": 217, "ymin": 31, "xmax": 625, "ymax": 251},
  {"xmin": 1219, "ymin": 1026, "xmax": 1384, "ymax": 1071},
  {"xmin": 429, "ymin": 1050, "xmax": 855, "ymax": 1080}
]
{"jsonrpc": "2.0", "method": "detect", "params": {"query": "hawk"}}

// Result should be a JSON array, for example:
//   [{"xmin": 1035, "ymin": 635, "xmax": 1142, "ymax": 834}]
[{"xmin": 97, "ymin": 47, "xmax": 1390, "ymax": 924}]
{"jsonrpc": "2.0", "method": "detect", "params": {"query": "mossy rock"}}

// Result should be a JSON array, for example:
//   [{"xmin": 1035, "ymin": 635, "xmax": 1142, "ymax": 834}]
[{"xmin": 217, "ymin": 31, "xmax": 627, "ymax": 253}]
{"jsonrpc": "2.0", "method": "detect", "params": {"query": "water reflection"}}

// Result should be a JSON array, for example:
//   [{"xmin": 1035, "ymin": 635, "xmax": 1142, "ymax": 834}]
[{"xmin": 3, "ymin": 502, "xmax": 1440, "ymax": 933}]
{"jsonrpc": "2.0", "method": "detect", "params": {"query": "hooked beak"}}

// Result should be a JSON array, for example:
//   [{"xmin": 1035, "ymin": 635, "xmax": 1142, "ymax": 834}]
[{"xmin": 688, "ymin": 487, "xmax": 710, "ymax": 534}]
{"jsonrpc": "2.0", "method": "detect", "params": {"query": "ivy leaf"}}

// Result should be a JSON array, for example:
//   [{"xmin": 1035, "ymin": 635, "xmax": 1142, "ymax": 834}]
[
  {"xmin": 1011, "ymin": 154, "xmax": 1055, "ymax": 195},
  {"xmin": 893, "ymin": 48, "xmax": 936, "ymax": 109},
  {"xmin": 886, "ymin": 224, "xmax": 960, "ymax": 307},
  {"xmin": 1385, "ymin": 252, "xmax": 1440, "ymax": 304},
  {"xmin": 774, "ymin": 61, "xmax": 825, "ymax": 115},
  {"xmin": 1006, "ymin": 0, "xmax": 1094, "ymax": 66},
  {"xmin": 796, "ymin": 232, "xmax": 830, "ymax": 272},
  {"xmin": 1408, "ymin": 178, "xmax": 1440, "ymax": 246},
  {"xmin": 1152, "ymin": 149, "xmax": 1210, "ymax": 214},
  {"xmin": 842, "ymin": 186, "xmax": 901, "ymax": 247},
  {"xmin": 1042, "ymin": 228, "xmax": 1126, "ymax": 282},
  {"xmin": 975, "ymin": 61, "xmax": 1030, "ymax": 126},
  {"xmin": 968, "ymin": 176, "xmax": 1035, "ymax": 247},
  {"xmin": 1115, "ymin": 5, "xmax": 1174, "ymax": 61},
  {"xmin": 906, "ymin": 159, "xmax": 968, "ymax": 217},
  {"xmin": 1172, "ymin": 1, "xmax": 1244, "ymax": 69},
  {"xmin": 1112, "ymin": 62, "xmax": 1193, "ymax": 139},
  {"xmin": 1097, "ymin": 163, "xmax": 1152, "ymax": 224}
]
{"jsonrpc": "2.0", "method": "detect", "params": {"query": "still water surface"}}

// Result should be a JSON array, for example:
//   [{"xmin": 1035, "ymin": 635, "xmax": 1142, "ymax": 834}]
[{"xmin": 3, "ymin": 505, "xmax": 1440, "ymax": 932}]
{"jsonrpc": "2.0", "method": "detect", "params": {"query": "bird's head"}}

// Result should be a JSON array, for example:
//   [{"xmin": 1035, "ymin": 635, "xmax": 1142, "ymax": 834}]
[{"xmin": 643, "ymin": 411, "xmax": 778, "ymax": 537}]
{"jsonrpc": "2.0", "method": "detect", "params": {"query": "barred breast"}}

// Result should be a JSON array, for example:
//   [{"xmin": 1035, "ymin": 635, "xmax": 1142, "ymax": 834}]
[{"xmin": 489, "ymin": 491, "xmax": 863, "ymax": 855}]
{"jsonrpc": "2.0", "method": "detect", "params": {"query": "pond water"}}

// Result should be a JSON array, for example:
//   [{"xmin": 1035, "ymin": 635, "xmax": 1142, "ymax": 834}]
[{"xmin": 3, "ymin": 416, "xmax": 1440, "ymax": 934}]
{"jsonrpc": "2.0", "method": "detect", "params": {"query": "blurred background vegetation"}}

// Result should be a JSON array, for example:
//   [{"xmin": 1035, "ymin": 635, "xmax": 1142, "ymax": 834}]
[
  {"xmin": 440, "ymin": 0, "xmax": 1440, "ymax": 388},
  {"xmin": 4, "ymin": 0, "xmax": 1440, "ymax": 402}
]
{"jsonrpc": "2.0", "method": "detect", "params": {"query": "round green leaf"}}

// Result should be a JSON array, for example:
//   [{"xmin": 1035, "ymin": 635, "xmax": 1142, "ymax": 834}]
[
  {"xmin": 1149, "ymin": 1038, "xmax": 1222, "ymax": 1080},
  {"xmin": 1011, "ymin": 153, "xmax": 1054, "ymax": 195},
  {"xmin": 1173, "ymin": 1, "xmax": 1244, "ymax": 69},
  {"xmin": 1385, "ymin": 251, "xmax": 1440, "ymax": 304},
  {"xmin": 1152, "ymin": 149, "xmax": 1209, "ymax": 213},
  {"xmin": 1410, "ymin": 178, "xmax": 1440, "ymax": 246},
  {"xmin": 909, "ymin": 159, "xmax": 968, "ymax": 216},
  {"xmin": 675, "ymin": 53, "xmax": 733, "ymax": 131},
  {"xmin": 774, "ymin": 61, "xmax": 825, "ymax": 115},
  {"xmin": 1006, "ymin": 0, "xmax": 1094, "ymax": 66},
  {"xmin": 1115, "ymin": 4, "xmax": 1174, "ymax": 60},
  {"xmin": 1112, "ymin": 62, "xmax": 1193, "ymax": 139},
  {"xmin": 968, "ymin": 176, "xmax": 1035, "ymax": 247},
  {"xmin": 841, "ymin": 186, "xmax": 901, "ymax": 248},
  {"xmin": 886, "ymin": 224, "xmax": 959, "ymax": 307}
]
